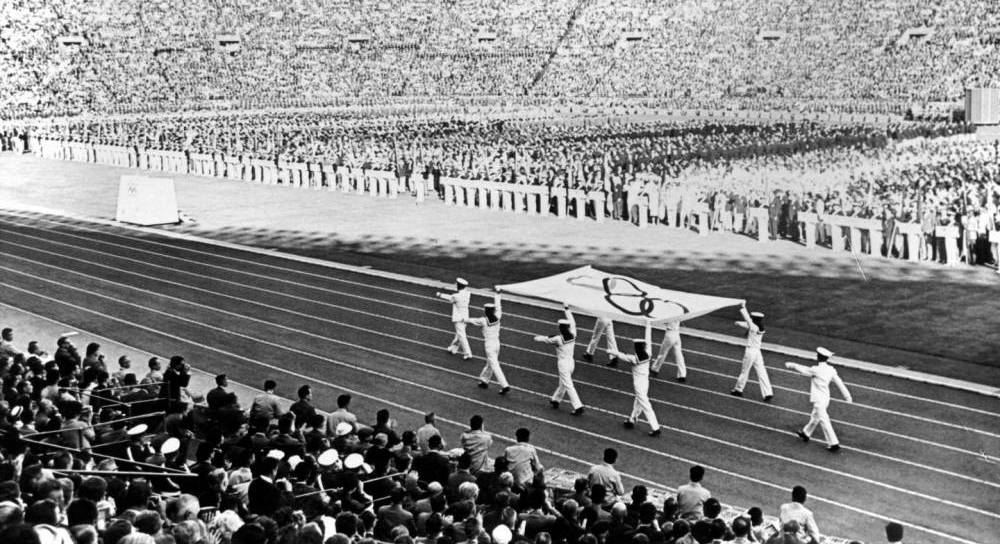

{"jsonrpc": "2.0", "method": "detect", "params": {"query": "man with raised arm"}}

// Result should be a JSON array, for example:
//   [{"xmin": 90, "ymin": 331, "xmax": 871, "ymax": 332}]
[
  {"xmin": 464, "ymin": 287, "xmax": 511, "ymax": 395},
  {"xmin": 534, "ymin": 303, "xmax": 584, "ymax": 415},
  {"xmin": 608, "ymin": 320, "xmax": 662, "ymax": 437},
  {"xmin": 436, "ymin": 277, "xmax": 472, "ymax": 360},
  {"xmin": 786, "ymin": 347, "xmax": 853, "ymax": 452},
  {"xmin": 730, "ymin": 304, "xmax": 773, "ymax": 402}
]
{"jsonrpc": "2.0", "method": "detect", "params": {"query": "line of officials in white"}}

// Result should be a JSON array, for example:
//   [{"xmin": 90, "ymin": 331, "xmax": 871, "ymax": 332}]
[{"xmin": 436, "ymin": 278, "xmax": 853, "ymax": 450}]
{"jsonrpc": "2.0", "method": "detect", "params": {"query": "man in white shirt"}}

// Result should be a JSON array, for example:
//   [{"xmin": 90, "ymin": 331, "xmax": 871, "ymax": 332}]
[
  {"xmin": 464, "ymin": 289, "xmax": 510, "ymax": 394},
  {"xmin": 582, "ymin": 317, "xmax": 619, "ymax": 367},
  {"xmin": 651, "ymin": 320, "xmax": 686, "ymax": 382},
  {"xmin": 676, "ymin": 465, "xmax": 711, "ymax": 521},
  {"xmin": 731, "ymin": 304, "xmax": 774, "ymax": 401},
  {"xmin": 533, "ymin": 304, "xmax": 584, "ymax": 415},
  {"xmin": 587, "ymin": 448, "xmax": 624, "ymax": 498},
  {"xmin": 460, "ymin": 414, "xmax": 492, "ymax": 473},
  {"xmin": 785, "ymin": 347, "xmax": 853, "ymax": 452},
  {"xmin": 607, "ymin": 322, "xmax": 661, "ymax": 437},
  {"xmin": 437, "ymin": 278, "xmax": 472, "ymax": 360},
  {"xmin": 505, "ymin": 427, "xmax": 543, "ymax": 490},
  {"xmin": 416, "ymin": 412, "xmax": 443, "ymax": 453},
  {"xmin": 778, "ymin": 485, "xmax": 820, "ymax": 543}
]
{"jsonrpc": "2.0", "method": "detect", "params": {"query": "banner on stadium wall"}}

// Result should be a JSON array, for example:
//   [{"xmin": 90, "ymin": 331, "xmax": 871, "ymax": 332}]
[
  {"xmin": 497, "ymin": 266, "xmax": 744, "ymax": 325},
  {"xmin": 115, "ymin": 175, "xmax": 179, "ymax": 226}
]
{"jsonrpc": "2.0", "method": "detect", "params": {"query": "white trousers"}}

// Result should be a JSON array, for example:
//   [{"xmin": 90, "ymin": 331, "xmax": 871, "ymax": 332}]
[
  {"xmin": 652, "ymin": 332, "xmax": 685, "ymax": 377},
  {"xmin": 629, "ymin": 372, "xmax": 659, "ymax": 430},
  {"xmin": 586, "ymin": 319, "xmax": 618, "ymax": 355},
  {"xmin": 552, "ymin": 359, "xmax": 583, "ymax": 409},
  {"xmin": 803, "ymin": 401, "xmax": 838, "ymax": 445},
  {"xmin": 448, "ymin": 321, "xmax": 472, "ymax": 356},
  {"xmin": 479, "ymin": 343, "xmax": 509, "ymax": 388},
  {"xmin": 734, "ymin": 349, "xmax": 773, "ymax": 397}
]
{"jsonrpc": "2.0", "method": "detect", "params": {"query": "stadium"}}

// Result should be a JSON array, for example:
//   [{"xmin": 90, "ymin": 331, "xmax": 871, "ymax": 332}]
[{"xmin": 1, "ymin": 1, "xmax": 999, "ymax": 544}]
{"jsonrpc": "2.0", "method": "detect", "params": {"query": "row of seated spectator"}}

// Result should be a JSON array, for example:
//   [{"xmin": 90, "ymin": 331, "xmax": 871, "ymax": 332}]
[
  {"xmin": 1, "ymin": 327, "xmax": 898, "ymax": 544},
  {"xmin": 3, "ymin": 0, "xmax": 1000, "ymax": 116}
]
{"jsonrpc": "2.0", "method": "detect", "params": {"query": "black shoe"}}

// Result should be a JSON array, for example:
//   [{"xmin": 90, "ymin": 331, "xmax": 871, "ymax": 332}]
[
  {"xmin": 827, "ymin": 444, "xmax": 841, "ymax": 453},
  {"xmin": 571, "ymin": 407, "xmax": 585, "ymax": 416},
  {"xmin": 499, "ymin": 387, "xmax": 511, "ymax": 396},
  {"xmin": 606, "ymin": 358, "xmax": 618, "ymax": 368},
  {"xmin": 676, "ymin": 376, "xmax": 686, "ymax": 383},
  {"xmin": 582, "ymin": 353, "xmax": 594, "ymax": 362},
  {"xmin": 796, "ymin": 431, "xmax": 810, "ymax": 443},
  {"xmin": 648, "ymin": 429, "xmax": 662, "ymax": 437},
  {"xmin": 550, "ymin": 400, "xmax": 560, "ymax": 409},
  {"xmin": 623, "ymin": 420, "xmax": 635, "ymax": 429},
  {"xmin": 763, "ymin": 395, "xmax": 773, "ymax": 403},
  {"xmin": 730, "ymin": 390, "xmax": 743, "ymax": 397},
  {"xmin": 477, "ymin": 382, "xmax": 489, "ymax": 389}
]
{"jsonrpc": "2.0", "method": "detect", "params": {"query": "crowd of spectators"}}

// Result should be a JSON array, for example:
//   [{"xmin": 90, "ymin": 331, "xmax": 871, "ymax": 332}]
[
  {"xmin": 3, "ymin": 0, "xmax": 1000, "ymax": 117},
  {"xmin": 11, "ymin": 104, "xmax": 998, "ymax": 266},
  {"xmin": 0, "ymin": 327, "xmax": 898, "ymax": 544}
]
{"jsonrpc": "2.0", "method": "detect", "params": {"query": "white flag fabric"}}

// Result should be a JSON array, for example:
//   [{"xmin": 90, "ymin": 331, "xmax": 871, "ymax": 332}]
[{"xmin": 497, "ymin": 266, "xmax": 744, "ymax": 325}]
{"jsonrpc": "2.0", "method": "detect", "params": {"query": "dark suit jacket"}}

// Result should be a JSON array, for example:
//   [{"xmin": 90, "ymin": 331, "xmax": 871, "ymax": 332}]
[{"xmin": 248, "ymin": 477, "xmax": 282, "ymax": 515}]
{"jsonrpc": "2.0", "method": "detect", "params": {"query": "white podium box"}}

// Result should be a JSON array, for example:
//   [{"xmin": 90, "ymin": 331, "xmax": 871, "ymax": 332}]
[{"xmin": 115, "ymin": 175, "xmax": 179, "ymax": 226}]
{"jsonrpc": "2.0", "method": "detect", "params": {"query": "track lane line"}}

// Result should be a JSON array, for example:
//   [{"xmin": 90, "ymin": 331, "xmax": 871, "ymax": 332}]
[
  {"xmin": 6, "ymin": 211, "xmax": 995, "ymax": 413},
  {"xmin": 4, "ymin": 225, "xmax": 997, "ymax": 441},
  {"xmin": 0, "ymin": 287, "xmax": 988, "ymax": 544},
  {"xmin": 3, "ymin": 268, "xmax": 998, "ymax": 518},
  {"xmin": 4, "ymin": 247, "xmax": 996, "ymax": 485}
]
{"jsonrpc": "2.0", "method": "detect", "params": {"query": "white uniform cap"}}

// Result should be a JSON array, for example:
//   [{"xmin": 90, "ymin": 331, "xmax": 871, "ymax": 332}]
[
  {"xmin": 456, "ymin": 278, "xmax": 468, "ymax": 286},
  {"xmin": 127, "ymin": 423, "xmax": 148, "ymax": 436},
  {"xmin": 160, "ymin": 437, "xmax": 181, "ymax": 455},
  {"xmin": 266, "ymin": 449, "xmax": 285, "ymax": 460},
  {"xmin": 557, "ymin": 319, "xmax": 571, "ymax": 325},
  {"xmin": 344, "ymin": 453, "xmax": 372, "ymax": 473},
  {"xmin": 750, "ymin": 312, "xmax": 765, "ymax": 318},
  {"xmin": 287, "ymin": 455, "xmax": 303, "ymax": 469},
  {"xmin": 816, "ymin": 347, "xmax": 834, "ymax": 358},
  {"xmin": 492, "ymin": 524, "xmax": 513, "ymax": 544},
  {"xmin": 335, "ymin": 422, "xmax": 353, "ymax": 436},
  {"xmin": 317, "ymin": 449, "xmax": 340, "ymax": 467}
]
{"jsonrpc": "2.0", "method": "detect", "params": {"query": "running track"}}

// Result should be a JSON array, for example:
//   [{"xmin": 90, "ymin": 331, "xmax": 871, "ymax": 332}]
[{"xmin": 0, "ymin": 210, "xmax": 997, "ymax": 544}]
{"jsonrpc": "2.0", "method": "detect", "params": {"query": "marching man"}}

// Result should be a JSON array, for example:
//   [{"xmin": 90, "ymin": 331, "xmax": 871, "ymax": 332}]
[
  {"xmin": 731, "ymin": 303, "xmax": 774, "ymax": 402},
  {"xmin": 651, "ymin": 320, "xmax": 686, "ymax": 382},
  {"xmin": 608, "ymin": 320, "xmax": 662, "ymax": 437},
  {"xmin": 582, "ymin": 316, "xmax": 620, "ymax": 367},
  {"xmin": 464, "ymin": 287, "xmax": 511, "ymax": 395},
  {"xmin": 436, "ymin": 278, "xmax": 472, "ymax": 360},
  {"xmin": 785, "ymin": 347, "xmax": 853, "ymax": 452},
  {"xmin": 534, "ymin": 303, "xmax": 585, "ymax": 415}
]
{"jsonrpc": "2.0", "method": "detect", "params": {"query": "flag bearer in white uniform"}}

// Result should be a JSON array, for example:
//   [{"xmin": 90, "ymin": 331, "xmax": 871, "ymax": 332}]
[
  {"xmin": 786, "ymin": 347, "xmax": 853, "ymax": 452},
  {"xmin": 534, "ymin": 304, "xmax": 584, "ymax": 415},
  {"xmin": 731, "ymin": 304, "xmax": 774, "ymax": 402},
  {"xmin": 583, "ymin": 317, "xmax": 620, "ymax": 367},
  {"xmin": 436, "ymin": 278, "xmax": 472, "ymax": 360},
  {"xmin": 651, "ymin": 320, "xmax": 686, "ymax": 382},
  {"xmin": 608, "ymin": 320, "xmax": 662, "ymax": 437},
  {"xmin": 465, "ymin": 288, "xmax": 511, "ymax": 395}
]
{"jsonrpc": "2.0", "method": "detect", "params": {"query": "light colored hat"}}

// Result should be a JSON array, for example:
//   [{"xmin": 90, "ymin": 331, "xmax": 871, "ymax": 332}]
[
  {"xmin": 126, "ymin": 423, "xmax": 148, "ymax": 436},
  {"xmin": 343, "ymin": 453, "xmax": 372, "ymax": 473},
  {"xmin": 287, "ymin": 455, "xmax": 303, "ymax": 469},
  {"xmin": 492, "ymin": 524, "xmax": 513, "ymax": 544},
  {"xmin": 456, "ymin": 278, "xmax": 469, "ymax": 286},
  {"xmin": 317, "ymin": 449, "xmax": 340, "ymax": 467},
  {"xmin": 750, "ymin": 312, "xmax": 765, "ymax": 318},
  {"xmin": 816, "ymin": 347, "xmax": 834, "ymax": 358},
  {"xmin": 557, "ymin": 319, "xmax": 570, "ymax": 325},
  {"xmin": 335, "ymin": 422, "xmax": 353, "ymax": 436},
  {"xmin": 266, "ymin": 449, "xmax": 285, "ymax": 460},
  {"xmin": 160, "ymin": 437, "xmax": 181, "ymax": 455}
]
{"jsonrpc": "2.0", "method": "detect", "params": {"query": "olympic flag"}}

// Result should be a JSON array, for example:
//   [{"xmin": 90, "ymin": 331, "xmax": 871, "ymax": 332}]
[
  {"xmin": 115, "ymin": 175, "xmax": 179, "ymax": 226},
  {"xmin": 497, "ymin": 266, "xmax": 744, "ymax": 325}
]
